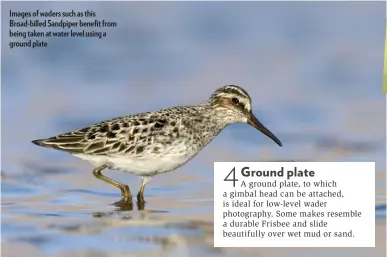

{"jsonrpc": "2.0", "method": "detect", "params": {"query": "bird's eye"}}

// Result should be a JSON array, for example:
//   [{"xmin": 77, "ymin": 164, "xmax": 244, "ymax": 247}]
[{"xmin": 232, "ymin": 98, "xmax": 239, "ymax": 104}]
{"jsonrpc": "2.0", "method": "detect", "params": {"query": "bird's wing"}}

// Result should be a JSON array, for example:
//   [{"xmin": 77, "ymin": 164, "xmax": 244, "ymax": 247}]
[{"xmin": 32, "ymin": 110, "xmax": 183, "ymax": 156}]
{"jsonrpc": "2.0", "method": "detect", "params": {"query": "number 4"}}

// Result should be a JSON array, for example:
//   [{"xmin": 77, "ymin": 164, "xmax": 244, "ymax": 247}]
[{"xmin": 224, "ymin": 167, "xmax": 238, "ymax": 187}]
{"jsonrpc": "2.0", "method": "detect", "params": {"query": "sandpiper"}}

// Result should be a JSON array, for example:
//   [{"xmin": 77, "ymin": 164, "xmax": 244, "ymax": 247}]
[{"xmin": 32, "ymin": 85, "xmax": 282, "ymax": 205}]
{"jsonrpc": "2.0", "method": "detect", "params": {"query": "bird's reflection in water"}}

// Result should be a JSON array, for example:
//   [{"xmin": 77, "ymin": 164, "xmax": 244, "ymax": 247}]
[
  {"xmin": 90, "ymin": 205, "xmax": 221, "ymax": 256},
  {"xmin": 87, "ymin": 196, "xmax": 223, "ymax": 255},
  {"xmin": 92, "ymin": 198, "xmax": 169, "ymax": 219},
  {"xmin": 112, "ymin": 198, "xmax": 146, "ymax": 211}
]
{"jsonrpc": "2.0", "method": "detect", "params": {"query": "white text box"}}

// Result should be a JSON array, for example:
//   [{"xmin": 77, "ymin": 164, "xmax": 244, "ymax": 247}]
[{"xmin": 213, "ymin": 162, "xmax": 375, "ymax": 247}]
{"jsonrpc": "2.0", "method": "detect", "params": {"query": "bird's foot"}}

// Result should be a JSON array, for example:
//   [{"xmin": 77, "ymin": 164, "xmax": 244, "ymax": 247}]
[
  {"xmin": 113, "ymin": 194, "xmax": 134, "ymax": 211},
  {"xmin": 137, "ymin": 192, "xmax": 145, "ymax": 203},
  {"xmin": 136, "ymin": 192, "xmax": 146, "ymax": 210}
]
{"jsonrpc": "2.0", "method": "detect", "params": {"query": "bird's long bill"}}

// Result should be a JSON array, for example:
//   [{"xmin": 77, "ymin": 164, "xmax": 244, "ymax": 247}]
[{"xmin": 247, "ymin": 113, "xmax": 283, "ymax": 147}]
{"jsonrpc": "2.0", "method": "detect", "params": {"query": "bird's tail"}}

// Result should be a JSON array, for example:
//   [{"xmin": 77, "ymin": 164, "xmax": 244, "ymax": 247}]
[
  {"xmin": 31, "ymin": 134, "xmax": 89, "ymax": 154},
  {"xmin": 32, "ymin": 139, "xmax": 47, "ymax": 147}
]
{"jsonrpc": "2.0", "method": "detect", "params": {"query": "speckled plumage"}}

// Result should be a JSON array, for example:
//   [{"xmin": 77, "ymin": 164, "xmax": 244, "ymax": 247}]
[{"xmin": 32, "ymin": 85, "xmax": 282, "ymax": 204}]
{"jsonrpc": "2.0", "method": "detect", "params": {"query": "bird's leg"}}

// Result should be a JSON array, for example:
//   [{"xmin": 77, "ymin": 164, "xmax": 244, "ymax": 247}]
[
  {"xmin": 137, "ymin": 176, "xmax": 151, "ymax": 203},
  {"xmin": 93, "ymin": 165, "xmax": 132, "ymax": 202}
]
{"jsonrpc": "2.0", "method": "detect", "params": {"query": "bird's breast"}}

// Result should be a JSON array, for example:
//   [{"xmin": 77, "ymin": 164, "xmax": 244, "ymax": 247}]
[{"xmin": 109, "ymin": 146, "xmax": 198, "ymax": 175}]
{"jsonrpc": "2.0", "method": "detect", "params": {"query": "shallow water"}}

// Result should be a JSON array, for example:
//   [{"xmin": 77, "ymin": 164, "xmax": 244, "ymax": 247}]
[
  {"xmin": 1, "ymin": 1, "xmax": 386, "ymax": 257},
  {"xmin": 1, "ymin": 163, "xmax": 386, "ymax": 257}
]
